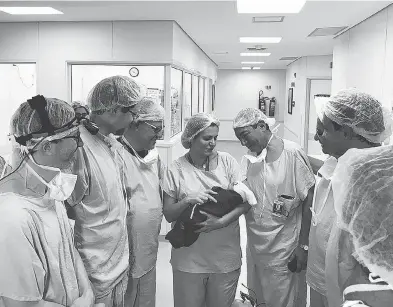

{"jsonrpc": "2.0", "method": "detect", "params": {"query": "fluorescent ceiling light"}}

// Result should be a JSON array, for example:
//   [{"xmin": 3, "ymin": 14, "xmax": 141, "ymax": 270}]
[
  {"xmin": 241, "ymin": 53, "xmax": 271, "ymax": 57},
  {"xmin": 242, "ymin": 67, "xmax": 252, "ymax": 70},
  {"xmin": 240, "ymin": 37, "xmax": 282, "ymax": 44},
  {"xmin": 237, "ymin": 0, "xmax": 306, "ymax": 14},
  {"xmin": 241, "ymin": 61, "xmax": 264, "ymax": 64},
  {"xmin": 253, "ymin": 16, "xmax": 284, "ymax": 23},
  {"xmin": 253, "ymin": 67, "xmax": 261, "ymax": 70},
  {"xmin": 0, "ymin": 7, "xmax": 63, "ymax": 15}
]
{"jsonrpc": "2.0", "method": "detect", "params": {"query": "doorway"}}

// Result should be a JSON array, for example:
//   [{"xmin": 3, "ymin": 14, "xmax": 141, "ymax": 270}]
[{"xmin": 304, "ymin": 78, "xmax": 332, "ymax": 157}]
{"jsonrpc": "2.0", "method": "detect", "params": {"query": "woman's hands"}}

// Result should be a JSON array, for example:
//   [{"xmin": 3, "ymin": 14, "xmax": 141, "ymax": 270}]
[
  {"xmin": 185, "ymin": 189, "xmax": 217, "ymax": 205},
  {"xmin": 195, "ymin": 211, "xmax": 224, "ymax": 233}
]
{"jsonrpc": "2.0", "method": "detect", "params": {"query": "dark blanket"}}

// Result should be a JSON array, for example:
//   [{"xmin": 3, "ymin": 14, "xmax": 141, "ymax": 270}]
[{"xmin": 165, "ymin": 186, "xmax": 244, "ymax": 248}]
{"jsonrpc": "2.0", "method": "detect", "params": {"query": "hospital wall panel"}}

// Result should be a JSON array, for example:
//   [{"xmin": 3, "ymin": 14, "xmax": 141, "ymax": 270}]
[{"xmin": 331, "ymin": 31, "xmax": 350, "ymax": 95}]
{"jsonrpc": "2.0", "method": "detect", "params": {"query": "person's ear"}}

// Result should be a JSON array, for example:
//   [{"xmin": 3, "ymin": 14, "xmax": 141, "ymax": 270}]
[
  {"xmin": 342, "ymin": 125, "xmax": 354, "ymax": 140},
  {"xmin": 41, "ymin": 141, "xmax": 54, "ymax": 156}
]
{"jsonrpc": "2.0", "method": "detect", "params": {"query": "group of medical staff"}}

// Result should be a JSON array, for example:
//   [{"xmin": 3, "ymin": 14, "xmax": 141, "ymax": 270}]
[{"xmin": 0, "ymin": 74, "xmax": 392, "ymax": 307}]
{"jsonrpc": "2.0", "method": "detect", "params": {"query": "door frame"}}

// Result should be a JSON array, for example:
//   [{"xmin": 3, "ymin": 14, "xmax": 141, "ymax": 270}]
[{"xmin": 304, "ymin": 77, "xmax": 332, "ymax": 153}]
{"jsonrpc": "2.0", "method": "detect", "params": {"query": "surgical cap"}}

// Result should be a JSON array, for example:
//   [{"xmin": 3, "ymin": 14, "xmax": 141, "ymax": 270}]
[
  {"xmin": 133, "ymin": 98, "xmax": 165, "ymax": 122},
  {"xmin": 181, "ymin": 113, "xmax": 220, "ymax": 149},
  {"xmin": 72, "ymin": 101, "xmax": 90, "ymax": 114},
  {"xmin": 87, "ymin": 75, "xmax": 143, "ymax": 112},
  {"xmin": 10, "ymin": 97, "xmax": 75, "ymax": 139},
  {"xmin": 233, "ymin": 108, "xmax": 276, "ymax": 129},
  {"xmin": 332, "ymin": 145, "xmax": 393, "ymax": 287},
  {"xmin": 317, "ymin": 88, "xmax": 392, "ymax": 144}
]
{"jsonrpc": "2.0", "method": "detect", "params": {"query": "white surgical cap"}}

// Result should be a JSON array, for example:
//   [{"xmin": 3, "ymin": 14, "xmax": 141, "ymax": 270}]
[
  {"xmin": 87, "ymin": 75, "xmax": 143, "ymax": 112},
  {"xmin": 332, "ymin": 145, "xmax": 393, "ymax": 287},
  {"xmin": 317, "ymin": 88, "xmax": 392, "ymax": 144},
  {"xmin": 133, "ymin": 98, "xmax": 165, "ymax": 122},
  {"xmin": 233, "ymin": 108, "xmax": 276, "ymax": 129},
  {"xmin": 72, "ymin": 101, "xmax": 90, "ymax": 114},
  {"xmin": 11, "ymin": 97, "xmax": 75, "ymax": 139},
  {"xmin": 181, "ymin": 113, "xmax": 220, "ymax": 149}
]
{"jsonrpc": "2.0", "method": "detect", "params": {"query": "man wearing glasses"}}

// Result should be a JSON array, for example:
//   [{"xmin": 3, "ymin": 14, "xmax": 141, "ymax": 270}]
[
  {"xmin": 67, "ymin": 75, "xmax": 143, "ymax": 307},
  {"xmin": 118, "ymin": 99, "xmax": 165, "ymax": 307}
]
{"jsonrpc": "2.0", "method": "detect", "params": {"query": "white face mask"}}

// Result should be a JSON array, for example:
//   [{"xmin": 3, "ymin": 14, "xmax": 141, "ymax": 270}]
[
  {"xmin": 242, "ymin": 134, "xmax": 274, "ymax": 164},
  {"xmin": 121, "ymin": 136, "xmax": 159, "ymax": 166},
  {"xmin": 26, "ymin": 156, "xmax": 77, "ymax": 201}
]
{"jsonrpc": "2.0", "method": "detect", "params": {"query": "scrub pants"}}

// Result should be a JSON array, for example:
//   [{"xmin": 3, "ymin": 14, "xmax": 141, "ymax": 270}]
[
  {"xmin": 173, "ymin": 268, "xmax": 240, "ymax": 307},
  {"xmin": 310, "ymin": 288, "xmax": 328, "ymax": 307},
  {"xmin": 96, "ymin": 272, "xmax": 129, "ymax": 307},
  {"xmin": 125, "ymin": 267, "xmax": 156, "ymax": 307},
  {"xmin": 247, "ymin": 251, "xmax": 307, "ymax": 307}
]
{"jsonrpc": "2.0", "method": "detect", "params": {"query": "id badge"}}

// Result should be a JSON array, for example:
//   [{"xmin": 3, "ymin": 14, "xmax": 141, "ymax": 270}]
[{"xmin": 272, "ymin": 198, "xmax": 289, "ymax": 218}]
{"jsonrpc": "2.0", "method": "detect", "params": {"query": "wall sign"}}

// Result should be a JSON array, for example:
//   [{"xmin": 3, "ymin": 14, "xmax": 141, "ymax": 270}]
[{"xmin": 288, "ymin": 88, "xmax": 295, "ymax": 115}]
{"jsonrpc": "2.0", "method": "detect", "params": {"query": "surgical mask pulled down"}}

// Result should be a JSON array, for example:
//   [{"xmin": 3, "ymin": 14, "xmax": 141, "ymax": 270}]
[
  {"xmin": 242, "ymin": 134, "xmax": 274, "ymax": 164},
  {"xmin": 25, "ymin": 155, "xmax": 77, "ymax": 201},
  {"xmin": 121, "ymin": 135, "xmax": 159, "ymax": 166}
]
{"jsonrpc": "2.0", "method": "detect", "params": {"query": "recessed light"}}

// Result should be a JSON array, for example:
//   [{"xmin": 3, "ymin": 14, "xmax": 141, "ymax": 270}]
[
  {"xmin": 253, "ymin": 67, "xmax": 262, "ymax": 70},
  {"xmin": 308, "ymin": 27, "xmax": 348, "ymax": 37},
  {"xmin": 240, "ymin": 37, "xmax": 282, "ymax": 44},
  {"xmin": 213, "ymin": 51, "xmax": 229, "ymax": 55},
  {"xmin": 241, "ymin": 53, "xmax": 271, "ymax": 57},
  {"xmin": 242, "ymin": 67, "xmax": 252, "ymax": 70},
  {"xmin": 280, "ymin": 57, "xmax": 299, "ymax": 61},
  {"xmin": 237, "ymin": 0, "xmax": 306, "ymax": 14},
  {"xmin": 0, "ymin": 7, "xmax": 63, "ymax": 15},
  {"xmin": 241, "ymin": 61, "xmax": 265, "ymax": 64}
]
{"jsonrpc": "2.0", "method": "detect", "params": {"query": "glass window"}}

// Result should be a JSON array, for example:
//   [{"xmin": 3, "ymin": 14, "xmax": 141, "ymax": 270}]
[
  {"xmin": 198, "ymin": 77, "xmax": 204, "ymax": 113},
  {"xmin": 71, "ymin": 64, "xmax": 165, "ymax": 107},
  {"xmin": 171, "ymin": 68, "xmax": 183, "ymax": 137},
  {"xmin": 192, "ymin": 75, "xmax": 199, "ymax": 116},
  {"xmin": 0, "ymin": 63, "xmax": 36, "ymax": 157},
  {"xmin": 184, "ymin": 73, "xmax": 192, "ymax": 125}
]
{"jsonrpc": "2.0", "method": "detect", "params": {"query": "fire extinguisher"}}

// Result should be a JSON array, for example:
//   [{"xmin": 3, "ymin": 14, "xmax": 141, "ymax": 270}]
[
  {"xmin": 258, "ymin": 90, "xmax": 266, "ymax": 114},
  {"xmin": 269, "ymin": 97, "xmax": 276, "ymax": 117}
]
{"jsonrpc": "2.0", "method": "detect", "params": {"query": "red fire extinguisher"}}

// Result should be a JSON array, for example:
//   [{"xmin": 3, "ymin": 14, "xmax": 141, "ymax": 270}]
[
  {"xmin": 258, "ymin": 90, "xmax": 266, "ymax": 114},
  {"xmin": 269, "ymin": 97, "xmax": 276, "ymax": 117}
]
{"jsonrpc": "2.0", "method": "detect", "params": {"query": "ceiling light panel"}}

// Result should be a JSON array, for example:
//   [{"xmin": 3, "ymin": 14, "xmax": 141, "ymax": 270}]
[
  {"xmin": 241, "ymin": 53, "xmax": 271, "ymax": 57},
  {"xmin": 241, "ymin": 61, "xmax": 264, "ymax": 64},
  {"xmin": 0, "ymin": 7, "xmax": 63, "ymax": 15},
  {"xmin": 237, "ymin": 0, "xmax": 306, "ymax": 14},
  {"xmin": 240, "ymin": 37, "xmax": 282, "ymax": 44},
  {"xmin": 308, "ymin": 27, "xmax": 348, "ymax": 37},
  {"xmin": 242, "ymin": 67, "xmax": 252, "ymax": 70}
]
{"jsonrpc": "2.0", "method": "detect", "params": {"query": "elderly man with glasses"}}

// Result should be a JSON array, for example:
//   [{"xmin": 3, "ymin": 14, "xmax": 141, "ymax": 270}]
[{"xmin": 116, "ymin": 98, "xmax": 165, "ymax": 307}]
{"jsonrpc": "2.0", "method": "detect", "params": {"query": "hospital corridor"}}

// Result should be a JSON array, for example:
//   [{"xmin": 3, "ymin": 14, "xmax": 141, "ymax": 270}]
[{"xmin": 1, "ymin": 1, "xmax": 393, "ymax": 307}]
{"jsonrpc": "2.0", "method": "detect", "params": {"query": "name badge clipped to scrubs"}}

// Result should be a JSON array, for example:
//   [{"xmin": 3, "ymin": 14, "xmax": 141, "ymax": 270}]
[{"xmin": 272, "ymin": 195, "xmax": 293, "ymax": 219}]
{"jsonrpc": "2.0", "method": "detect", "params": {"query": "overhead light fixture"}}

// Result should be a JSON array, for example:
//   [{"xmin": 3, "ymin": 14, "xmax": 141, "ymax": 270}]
[
  {"xmin": 253, "ymin": 16, "xmax": 284, "ymax": 23},
  {"xmin": 213, "ymin": 51, "xmax": 229, "ymax": 55},
  {"xmin": 308, "ymin": 26, "xmax": 348, "ymax": 37},
  {"xmin": 240, "ymin": 37, "xmax": 282, "ymax": 44},
  {"xmin": 242, "ymin": 67, "xmax": 252, "ymax": 70},
  {"xmin": 237, "ymin": 0, "xmax": 306, "ymax": 14},
  {"xmin": 0, "ymin": 7, "xmax": 63, "ymax": 15},
  {"xmin": 280, "ymin": 56, "xmax": 299, "ymax": 61},
  {"xmin": 241, "ymin": 52, "xmax": 271, "ymax": 57},
  {"xmin": 253, "ymin": 67, "xmax": 261, "ymax": 70},
  {"xmin": 241, "ymin": 61, "xmax": 264, "ymax": 64}
]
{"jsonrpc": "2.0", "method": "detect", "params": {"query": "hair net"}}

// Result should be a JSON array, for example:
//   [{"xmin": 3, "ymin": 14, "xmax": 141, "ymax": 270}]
[
  {"xmin": 133, "ymin": 98, "xmax": 165, "ymax": 122},
  {"xmin": 316, "ymin": 88, "xmax": 392, "ymax": 144},
  {"xmin": 87, "ymin": 75, "xmax": 143, "ymax": 112},
  {"xmin": 181, "ymin": 113, "xmax": 220, "ymax": 149},
  {"xmin": 233, "ymin": 108, "xmax": 276, "ymax": 129},
  {"xmin": 331, "ymin": 145, "xmax": 393, "ymax": 287},
  {"xmin": 72, "ymin": 101, "xmax": 90, "ymax": 114},
  {"xmin": 11, "ymin": 97, "xmax": 75, "ymax": 139}
]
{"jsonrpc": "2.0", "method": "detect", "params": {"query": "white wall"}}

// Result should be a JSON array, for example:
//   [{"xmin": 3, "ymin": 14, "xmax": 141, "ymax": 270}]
[
  {"xmin": 284, "ymin": 55, "xmax": 333, "ymax": 147},
  {"xmin": 214, "ymin": 69, "xmax": 286, "ymax": 141},
  {"xmin": 332, "ymin": 4, "xmax": 393, "ymax": 110}
]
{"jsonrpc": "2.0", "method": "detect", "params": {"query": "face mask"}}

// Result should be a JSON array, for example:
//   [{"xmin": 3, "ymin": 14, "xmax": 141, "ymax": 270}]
[
  {"xmin": 26, "ymin": 156, "xmax": 77, "ymax": 201},
  {"xmin": 242, "ymin": 134, "xmax": 274, "ymax": 164},
  {"xmin": 121, "ymin": 136, "xmax": 159, "ymax": 166}
]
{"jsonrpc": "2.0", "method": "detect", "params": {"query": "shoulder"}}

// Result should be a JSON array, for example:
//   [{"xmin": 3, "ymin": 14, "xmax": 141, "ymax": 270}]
[
  {"xmin": 217, "ymin": 151, "xmax": 238, "ymax": 164},
  {"xmin": 282, "ymin": 139, "xmax": 303, "ymax": 153},
  {"xmin": 167, "ymin": 155, "xmax": 187, "ymax": 172}
]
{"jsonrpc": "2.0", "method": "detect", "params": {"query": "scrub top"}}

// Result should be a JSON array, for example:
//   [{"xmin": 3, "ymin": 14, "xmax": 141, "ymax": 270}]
[
  {"xmin": 0, "ymin": 193, "xmax": 80, "ymax": 306},
  {"xmin": 163, "ymin": 151, "xmax": 242, "ymax": 274},
  {"xmin": 307, "ymin": 156, "xmax": 337, "ymax": 295},
  {"xmin": 68, "ymin": 126, "xmax": 129, "ymax": 299},
  {"xmin": 245, "ymin": 139, "xmax": 315, "ymax": 268},
  {"xmin": 119, "ymin": 140, "xmax": 165, "ymax": 278}
]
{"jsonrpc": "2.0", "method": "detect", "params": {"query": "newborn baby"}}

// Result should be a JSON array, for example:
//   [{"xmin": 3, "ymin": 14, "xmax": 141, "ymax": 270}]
[{"xmin": 166, "ymin": 181, "xmax": 256, "ymax": 248}]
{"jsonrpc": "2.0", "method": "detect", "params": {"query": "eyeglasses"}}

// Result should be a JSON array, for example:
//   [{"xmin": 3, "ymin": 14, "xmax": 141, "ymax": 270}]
[
  {"xmin": 59, "ymin": 131, "xmax": 83, "ymax": 147},
  {"xmin": 143, "ymin": 121, "xmax": 164, "ymax": 134},
  {"xmin": 120, "ymin": 106, "xmax": 136, "ymax": 115}
]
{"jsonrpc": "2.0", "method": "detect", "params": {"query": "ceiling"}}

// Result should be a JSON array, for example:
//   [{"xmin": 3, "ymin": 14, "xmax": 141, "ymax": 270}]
[{"xmin": 0, "ymin": 0, "xmax": 392, "ymax": 69}]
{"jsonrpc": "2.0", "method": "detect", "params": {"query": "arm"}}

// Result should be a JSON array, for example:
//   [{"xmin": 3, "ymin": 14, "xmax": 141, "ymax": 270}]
[
  {"xmin": 163, "ymin": 192, "xmax": 190, "ymax": 223},
  {"xmin": 195, "ymin": 202, "xmax": 251, "ymax": 233},
  {"xmin": 73, "ymin": 248, "xmax": 94, "ymax": 304},
  {"xmin": 299, "ymin": 185, "xmax": 314, "ymax": 247}
]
